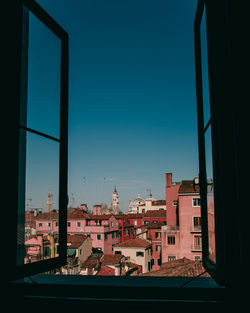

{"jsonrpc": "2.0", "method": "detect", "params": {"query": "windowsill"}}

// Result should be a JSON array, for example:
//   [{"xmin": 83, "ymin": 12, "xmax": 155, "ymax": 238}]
[{"xmin": 10, "ymin": 274, "xmax": 224, "ymax": 303}]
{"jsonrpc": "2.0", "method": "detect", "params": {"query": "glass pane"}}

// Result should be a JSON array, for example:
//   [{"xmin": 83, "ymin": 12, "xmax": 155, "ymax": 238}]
[
  {"xmin": 26, "ymin": 11, "xmax": 61, "ymax": 138},
  {"xmin": 21, "ymin": 131, "xmax": 59, "ymax": 264},
  {"xmin": 200, "ymin": 7, "xmax": 211, "ymax": 127},
  {"xmin": 205, "ymin": 125, "xmax": 216, "ymax": 263}
]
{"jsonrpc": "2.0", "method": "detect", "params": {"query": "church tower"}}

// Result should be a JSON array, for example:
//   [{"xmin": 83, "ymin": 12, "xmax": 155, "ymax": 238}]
[
  {"xmin": 111, "ymin": 186, "xmax": 119, "ymax": 213},
  {"xmin": 46, "ymin": 191, "xmax": 52, "ymax": 213}
]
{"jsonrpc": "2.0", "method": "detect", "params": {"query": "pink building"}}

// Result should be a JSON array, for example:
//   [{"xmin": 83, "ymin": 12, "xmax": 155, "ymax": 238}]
[
  {"xmin": 84, "ymin": 215, "xmax": 120, "ymax": 254},
  {"xmin": 161, "ymin": 173, "xmax": 202, "ymax": 263}
]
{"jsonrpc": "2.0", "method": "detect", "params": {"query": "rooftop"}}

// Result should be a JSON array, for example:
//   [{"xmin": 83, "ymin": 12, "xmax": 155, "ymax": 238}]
[
  {"xmin": 141, "ymin": 257, "xmax": 210, "ymax": 277},
  {"xmin": 114, "ymin": 237, "xmax": 151, "ymax": 249},
  {"xmin": 101, "ymin": 254, "xmax": 124, "ymax": 265},
  {"xmin": 179, "ymin": 180, "xmax": 200, "ymax": 194}
]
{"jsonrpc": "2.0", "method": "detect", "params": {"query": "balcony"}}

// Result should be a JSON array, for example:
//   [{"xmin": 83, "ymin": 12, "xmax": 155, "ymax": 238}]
[
  {"xmin": 190, "ymin": 225, "xmax": 202, "ymax": 233},
  {"xmin": 191, "ymin": 245, "xmax": 202, "ymax": 252},
  {"xmin": 161, "ymin": 225, "xmax": 179, "ymax": 232}
]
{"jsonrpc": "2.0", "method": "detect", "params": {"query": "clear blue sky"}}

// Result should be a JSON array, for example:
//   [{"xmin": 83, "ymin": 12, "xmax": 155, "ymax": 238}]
[{"xmin": 25, "ymin": 0, "xmax": 205, "ymax": 212}]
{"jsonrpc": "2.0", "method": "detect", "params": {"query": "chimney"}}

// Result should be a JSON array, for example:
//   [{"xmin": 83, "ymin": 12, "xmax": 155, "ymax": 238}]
[
  {"xmin": 166, "ymin": 173, "xmax": 172, "ymax": 187},
  {"xmin": 93, "ymin": 205, "xmax": 102, "ymax": 215},
  {"xmin": 80, "ymin": 203, "xmax": 88, "ymax": 212},
  {"xmin": 194, "ymin": 177, "xmax": 199, "ymax": 185}
]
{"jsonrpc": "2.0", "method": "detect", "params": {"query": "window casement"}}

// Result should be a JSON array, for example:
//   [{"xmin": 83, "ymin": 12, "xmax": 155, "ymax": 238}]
[
  {"xmin": 77, "ymin": 222, "xmax": 81, "ymax": 227},
  {"xmin": 167, "ymin": 235, "xmax": 176, "ymax": 245},
  {"xmin": 168, "ymin": 255, "xmax": 176, "ymax": 262},
  {"xmin": 97, "ymin": 234, "xmax": 101, "ymax": 240},
  {"xmin": 193, "ymin": 216, "xmax": 201, "ymax": 226},
  {"xmin": 155, "ymin": 232, "xmax": 161, "ymax": 239},
  {"xmin": 156, "ymin": 245, "xmax": 161, "ymax": 251},
  {"xmin": 192, "ymin": 197, "xmax": 201, "ymax": 207},
  {"xmin": 11, "ymin": 0, "xmax": 68, "ymax": 280},
  {"xmin": 136, "ymin": 251, "xmax": 144, "ymax": 257}
]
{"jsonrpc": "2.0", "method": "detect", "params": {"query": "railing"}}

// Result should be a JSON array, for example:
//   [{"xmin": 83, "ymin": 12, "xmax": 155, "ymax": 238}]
[
  {"xmin": 191, "ymin": 225, "xmax": 202, "ymax": 233},
  {"xmin": 191, "ymin": 244, "xmax": 202, "ymax": 251},
  {"xmin": 161, "ymin": 226, "xmax": 179, "ymax": 232}
]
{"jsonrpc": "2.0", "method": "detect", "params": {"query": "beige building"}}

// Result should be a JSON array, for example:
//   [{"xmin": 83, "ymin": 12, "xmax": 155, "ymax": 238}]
[{"xmin": 113, "ymin": 237, "xmax": 153, "ymax": 274}]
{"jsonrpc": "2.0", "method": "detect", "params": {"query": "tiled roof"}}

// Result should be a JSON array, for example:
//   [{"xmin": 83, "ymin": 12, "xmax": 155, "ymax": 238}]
[
  {"xmin": 179, "ymin": 180, "xmax": 200, "ymax": 194},
  {"xmin": 142, "ymin": 221, "xmax": 166, "ymax": 229},
  {"xmin": 151, "ymin": 200, "xmax": 166, "ymax": 206},
  {"xmin": 88, "ymin": 214, "xmax": 113, "ymax": 220},
  {"xmin": 101, "ymin": 254, "xmax": 124, "ymax": 265},
  {"xmin": 67, "ymin": 234, "xmax": 87, "ymax": 244},
  {"xmin": 96, "ymin": 264, "xmax": 115, "ymax": 276},
  {"xmin": 114, "ymin": 237, "xmax": 151, "ymax": 248},
  {"xmin": 144, "ymin": 210, "xmax": 166, "ymax": 218},
  {"xmin": 82, "ymin": 254, "xmax": 101, "ymax": 268},
  {"xmin": 142, "ymin": 257, "xmax": 210, "ymax": 277},
  {"xmin": 127, "ymin": 213, "xmax": 144, "ymax": 218}
]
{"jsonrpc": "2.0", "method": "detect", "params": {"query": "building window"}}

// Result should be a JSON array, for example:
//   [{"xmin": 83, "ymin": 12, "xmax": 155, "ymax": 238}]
[
  {"xmin": 157, "ymin": 258, "xmax": 161, "ymax": 266},
  {"xmin": 112, "ymin": 232, "xmax": 115, "ymax": 238},
  {"xmin": 67, "ymin": 222, "xmax": 71, "ymax": 227},
  {"xmin": 167, "ymin": 235, "xmax": 176, "ymax": 245},
  {"xmin": 194, "ymin": 235, "xmax": 202, "ymax": 248},
  {"xmin": 142, "ymin": 209, "xmax": 145, "ymax": 213},
  {"xmin": 192, "ymin": 198, "xmax": 201, "ymax": 207},
  {"xmin": 47, "ymin": 222, "xmax": 51, "ymax": 227},
  {"xmin": 77, "ymin": 222, "xmax": 81, "ymax": 227},
  {"xmin": 38, "ymin": 223, "xmax": 42, "ymax": 227},
  {"xmin": 80, "ymin": 249, "xmax": 82, "ymax": 255},
  {"xmin": 193, "ymin": 216, "xmax": 201, "ymax": 226},
  {"xmin": 114, "ymin": 251, "xmax": 121, "ymax": 255},
  {"xmin": 97, "ymin": 234, "xmax": 101, "ymax": 240},
  {"xmin": 55, "ymin": 222, "xmax": 59, "ymax": 227},
  {"xmin": 168, "ymin": 255, "xmax": 176, "ymax": 262},
  {"xmin": 156, "ymin": 245, "xmax": 161, "ymax": 251},
  {"xmin": 195, "ymin": 256, "xmax": 202, "ymax": 261},
  {"xmin": 155, "ymin": 232, "xmax": 161, "ymax": 239},
  {"xmin": 104, "ymin": 234, "xmax": 108, "ymax": 240},
  {"xmin": 134, "ymin": 220, "xmax": 137, "ymax": 226},
  {"xmin": 136, "ymin": 251, "xmax": 144, "ymax": 257},
  {"xmin": 87, "ymin": 234, "xmax": 91, "ymax": 238},
  {"xmin": 173, "ymin": 200, "xmax": 178, "ymax": 206},
  {"xmin": 110, "ymin": 222, "xmax": 113, "ymax": 227}
]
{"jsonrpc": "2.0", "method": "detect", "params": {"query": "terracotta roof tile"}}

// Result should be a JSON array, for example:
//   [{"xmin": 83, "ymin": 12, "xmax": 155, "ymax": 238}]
[
  {"xmin": 101, "ymin": 254, "xmax": 124, "ymax": 265},
  {"xmin": 114, "ymin": 237, "xmax": 151, "ymax": 248},
  {"xmin": 179, "ymin": 180, "xmax": 200, "ymax": 194},
  {"xmin": 96, "ymin": 264, "xmax": 115, "ymax": 276},
  {"xmin": 144, "ymin": 210, "xmax": 166, "ymax": 218},
  {"xmin": 142, "ymin": 257, "xmax": 210, "ymax": 277}
]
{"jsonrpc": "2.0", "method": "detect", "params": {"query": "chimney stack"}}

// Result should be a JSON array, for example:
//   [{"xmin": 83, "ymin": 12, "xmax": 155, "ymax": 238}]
[{"xmin": 166, "ymin": 173, "xmax": 172, "ymax": 187}]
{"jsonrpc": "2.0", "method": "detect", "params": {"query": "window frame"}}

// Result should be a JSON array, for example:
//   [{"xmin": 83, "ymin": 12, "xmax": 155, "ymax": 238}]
[{"xmin": 13, "ymin": 0, "xmax": 68, "ymax": 280}]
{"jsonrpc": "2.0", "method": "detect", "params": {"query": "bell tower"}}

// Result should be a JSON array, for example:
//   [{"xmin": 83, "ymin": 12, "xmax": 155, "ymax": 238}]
[{"xmin": 111, "ymin": 186, "xmax": 119, "ymax": 210}]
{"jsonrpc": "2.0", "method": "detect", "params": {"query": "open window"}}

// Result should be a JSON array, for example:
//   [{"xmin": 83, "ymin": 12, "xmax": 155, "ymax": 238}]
[{"xmin": 9, "ymin": 0, "xmax": 68, "ymax": 280}]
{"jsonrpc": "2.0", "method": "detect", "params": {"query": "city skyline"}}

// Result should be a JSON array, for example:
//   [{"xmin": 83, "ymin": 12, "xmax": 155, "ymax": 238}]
[{"xmin": 25, "ymin": 0, "xmax": 202, "ymax": 212}]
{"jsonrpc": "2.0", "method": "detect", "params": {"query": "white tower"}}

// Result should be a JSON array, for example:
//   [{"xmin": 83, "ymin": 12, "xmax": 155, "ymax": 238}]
[{"xmin": 111, "ymin": 186, "xmax": 119, "ymax": 213}]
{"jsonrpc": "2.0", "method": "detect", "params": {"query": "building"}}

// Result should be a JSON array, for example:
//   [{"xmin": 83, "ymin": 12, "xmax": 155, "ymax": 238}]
[
  {"xmin": 128, "ymin": 193, "xmax": 145, "ymax": 213},
  {"xmin": 102, "ymin": 187, "xmax": 120, "ymax": 215},
  {"xmin": 113, "ymin": 237, "xmax": 153, "ymax": 274},
  {"xmin": 141, "ymin": 257, "xmax": 210, "ymax": 277},
  {"xmin": 161, "ymin": 173, "xmax": 202, "ymax": 263}
]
